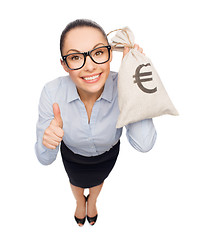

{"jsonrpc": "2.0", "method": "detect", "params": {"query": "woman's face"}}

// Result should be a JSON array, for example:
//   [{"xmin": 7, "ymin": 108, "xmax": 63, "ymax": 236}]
[{"xmin": 61, "ymin": 27, "xmax": 112, "ymax": 98}]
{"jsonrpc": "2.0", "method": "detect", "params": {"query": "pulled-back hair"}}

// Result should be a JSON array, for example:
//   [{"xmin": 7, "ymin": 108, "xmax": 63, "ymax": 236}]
[{"xmin": 60, "ymin": 19, "xmax": 109, "ymax": 56}]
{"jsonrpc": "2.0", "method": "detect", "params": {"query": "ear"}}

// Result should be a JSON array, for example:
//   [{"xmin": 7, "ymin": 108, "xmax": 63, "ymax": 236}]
[
  {"xmin": 60, "ymin": 59, "xmax": 69, "ymax": 73},
  {"xmin": 109, "ymin": 49, "xmax": 113, "ymax": 63}
]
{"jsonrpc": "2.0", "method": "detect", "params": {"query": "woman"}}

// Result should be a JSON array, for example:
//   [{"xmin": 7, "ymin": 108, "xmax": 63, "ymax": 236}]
[{"xmin": 35, "ymin": 19, "xmax": 157, "ymax": 226}]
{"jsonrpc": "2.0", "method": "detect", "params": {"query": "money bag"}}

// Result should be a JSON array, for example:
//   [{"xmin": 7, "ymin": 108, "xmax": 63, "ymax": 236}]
[{"xmin": 108, "ymin": 27, "xmax": 179, "ymax": 128}]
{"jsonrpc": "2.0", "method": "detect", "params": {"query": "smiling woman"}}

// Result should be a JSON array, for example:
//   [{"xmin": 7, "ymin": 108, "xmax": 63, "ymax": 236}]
[
  {"xmin": 35, "ymin": 19, "xmax": 157, "ymax": 227},
  {"xmin": 60, "ymin": 26, "xmax": 112, "ymax": 101}
]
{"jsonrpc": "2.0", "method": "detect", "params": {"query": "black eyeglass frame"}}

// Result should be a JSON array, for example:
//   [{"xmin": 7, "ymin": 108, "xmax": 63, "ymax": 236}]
[{"xmin": 62, "ymin": 45, "xmax": 111, "ymax": 70}]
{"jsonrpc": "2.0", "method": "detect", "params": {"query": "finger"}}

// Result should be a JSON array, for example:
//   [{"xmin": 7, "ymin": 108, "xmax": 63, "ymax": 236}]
[
  {"xmin": 134, "ymin": 44, "xmax": 144, "ymax": 54},
  {"xmin": 139, "ymin": 47, "xmax": 143, "ymax": 53},
  {"xmin": 45, "ymin": 137, "xmax": 61, "ymax": 148},
  {"xmin": 134, "ymin": 44, "xmax": 139, "ymax": 50},
  {"xmin": 43, "ymin": 133, "xmax": 62, "ymax": 146},
  {"xmin": 53, "ymin": 127, "xmax": 64, "ymax": 138},
  {"xmin": 53, "ymin": 103, "xmax": 63, "ymax": 128},
  {"xmin": 43, "ymin": 141, "xmax": 58, "ymax": 150},
  {"xmin": 123, "ymin": 46, "xmax": 130, "ymax": 59},
  {"xmin": 47, "ymin": 143, "xmax": 57, "ymax": 150},
  {"xmin": 44, "ymin": 130, "xmax": 63, "ymax": 143}
]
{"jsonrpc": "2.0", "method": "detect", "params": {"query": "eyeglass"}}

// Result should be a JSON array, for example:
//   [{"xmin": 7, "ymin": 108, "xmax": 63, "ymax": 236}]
[{"xmin": 62, "ymin": 45, "xmax": 111, "ymax": 70}]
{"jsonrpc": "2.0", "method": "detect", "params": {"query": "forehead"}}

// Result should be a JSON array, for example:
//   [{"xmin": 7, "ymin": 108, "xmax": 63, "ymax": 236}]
[{"xmin": 63, "ymin": 27, "xmax": 108, "ymax": 52}]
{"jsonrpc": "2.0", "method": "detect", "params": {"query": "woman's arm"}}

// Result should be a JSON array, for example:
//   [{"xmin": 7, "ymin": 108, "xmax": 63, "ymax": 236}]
[
  {"xmin": 35, "ymin": 86, "xmax": 60, "ymax": 165},
  {"xmin": 125, "ymin": 119, "xmax": 157, "ymax": 152}
]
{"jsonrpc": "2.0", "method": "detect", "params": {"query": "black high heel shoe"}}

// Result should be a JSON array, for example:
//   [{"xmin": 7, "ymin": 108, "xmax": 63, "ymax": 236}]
[
  {"xmin": 74, "ymin": 195, "xmax": 88, "ymax": 226},
  {"xmin": 86, "ymin": 194, "xmax": 98, "ymax": 226},
  {"xmin": 87, "ymin": 215, "xmax": 98, "ymax": 226}
]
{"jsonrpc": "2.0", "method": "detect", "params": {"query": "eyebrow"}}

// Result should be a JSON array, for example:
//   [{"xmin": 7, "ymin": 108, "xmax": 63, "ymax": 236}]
[{"xmin": 66, "ymin": 43, "xmax": 105, "ymax": 54}]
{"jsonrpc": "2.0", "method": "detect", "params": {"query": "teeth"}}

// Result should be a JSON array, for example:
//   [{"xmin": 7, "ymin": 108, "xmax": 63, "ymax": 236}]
[{"xmin": 83, "ymin": 74, "xmax": 100, "ymax": 81}]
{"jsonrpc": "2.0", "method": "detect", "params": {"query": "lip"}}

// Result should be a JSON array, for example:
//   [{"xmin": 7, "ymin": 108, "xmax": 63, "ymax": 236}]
[{"xmin": 81, "ymin": 73, "xmax": 102, "ymax": 84}]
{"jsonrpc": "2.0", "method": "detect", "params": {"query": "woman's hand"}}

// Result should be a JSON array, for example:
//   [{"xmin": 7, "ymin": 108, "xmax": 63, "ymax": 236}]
[
  {"xmin": 123, "ymin": 44, "xmax": 145, "ymax": 59},
  {"xmin": 42, "ymin": 103, "xmax": 64, "ymax": 149}
]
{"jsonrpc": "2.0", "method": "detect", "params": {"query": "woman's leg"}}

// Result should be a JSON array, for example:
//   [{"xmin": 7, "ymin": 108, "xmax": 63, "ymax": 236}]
[
  {"xmin": 70, "ymin": 184, "xmax": 86, "ymax": 226},
  {"xmin": 87, "ymin": 182, "xmax": 104, "ymax": 225}
]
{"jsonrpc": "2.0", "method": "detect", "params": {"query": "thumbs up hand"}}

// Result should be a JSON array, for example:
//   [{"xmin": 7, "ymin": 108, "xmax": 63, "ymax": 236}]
[{"xmin": 42, "ymin": 103, "xmax": 64, "ymax": 149}]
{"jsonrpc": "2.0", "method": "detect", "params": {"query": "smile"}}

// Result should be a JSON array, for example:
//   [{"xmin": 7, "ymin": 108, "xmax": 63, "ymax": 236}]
[{"xmin": 81, "ymin": 73, "xmax": 102, "ymax": 83}]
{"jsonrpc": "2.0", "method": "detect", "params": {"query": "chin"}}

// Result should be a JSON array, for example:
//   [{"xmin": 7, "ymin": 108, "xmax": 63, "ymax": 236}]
[{"xmin": 84, "ymin": 82, "xmax": 105, "ymax": 94}]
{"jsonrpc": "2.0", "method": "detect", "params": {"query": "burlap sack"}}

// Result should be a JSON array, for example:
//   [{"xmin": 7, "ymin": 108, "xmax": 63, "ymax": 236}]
[{"xmin": 108, "ymin": 27, "xmax": 179, "ymax": 128}]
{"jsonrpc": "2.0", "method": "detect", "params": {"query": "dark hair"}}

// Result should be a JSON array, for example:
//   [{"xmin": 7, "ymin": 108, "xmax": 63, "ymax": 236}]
[{"xmin": 60, "ymin": 19, "xmax": 109, "ymax": 56}]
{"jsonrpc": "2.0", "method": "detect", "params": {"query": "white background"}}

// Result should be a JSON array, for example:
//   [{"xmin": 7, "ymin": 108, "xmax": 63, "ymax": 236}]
[{"xmin": 0, "ymin": 0, "xmax": 202, "ymax": 239}]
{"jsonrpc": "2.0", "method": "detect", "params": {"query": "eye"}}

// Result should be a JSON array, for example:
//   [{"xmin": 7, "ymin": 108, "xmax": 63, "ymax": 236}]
[
  {"xmin": 71, "ymin": 55, "xmax": 80, "ymax": 61},
  {"xmin": 94, "ymin": 50, "xmax": 104, "ymax": 56}
]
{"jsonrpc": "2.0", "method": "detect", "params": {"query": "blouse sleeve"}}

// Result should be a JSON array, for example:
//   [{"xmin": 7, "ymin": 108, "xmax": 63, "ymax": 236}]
[
  {"xmin": 35, "ymin": 86, "xmax": 59, "ymax": 165},
  {"xmin": 125, "ymin": 119, "xmax": 157, "ymax": 152}
]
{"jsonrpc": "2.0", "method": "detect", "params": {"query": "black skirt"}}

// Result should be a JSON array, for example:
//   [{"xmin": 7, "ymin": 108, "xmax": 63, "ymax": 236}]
[{"xmin": 60, "ymin": 140, "xmax": 120, "ymax": 188}]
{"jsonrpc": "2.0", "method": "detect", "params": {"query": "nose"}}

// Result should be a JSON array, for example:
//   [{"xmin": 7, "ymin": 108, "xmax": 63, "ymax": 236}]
[{"xmin": 83, "ymin": 55, "xmax": 96, "ymax": 72}]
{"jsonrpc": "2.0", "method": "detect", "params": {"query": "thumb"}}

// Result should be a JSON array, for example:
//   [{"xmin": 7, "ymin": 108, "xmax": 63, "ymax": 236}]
[{"xmin": 53, "ymin": 103, "xmax": 63, "ymax": 128}]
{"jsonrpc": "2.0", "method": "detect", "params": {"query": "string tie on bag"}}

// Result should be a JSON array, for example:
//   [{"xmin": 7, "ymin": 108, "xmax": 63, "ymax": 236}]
[{"xmin": 107, "ymin": 28, "xmax": 134, "ymax": 50}]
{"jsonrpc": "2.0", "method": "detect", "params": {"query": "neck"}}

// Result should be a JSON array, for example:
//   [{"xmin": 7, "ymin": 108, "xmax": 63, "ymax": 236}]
[{"xmin": 77, "ymin": 87, "xmax": 104, "ymax": 104}]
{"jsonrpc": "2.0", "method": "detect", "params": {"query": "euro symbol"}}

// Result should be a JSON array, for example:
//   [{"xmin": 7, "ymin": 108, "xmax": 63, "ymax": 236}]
[{"xmin": 133, "ymin": 63, "xmax": 157, "ymax": 94}]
